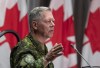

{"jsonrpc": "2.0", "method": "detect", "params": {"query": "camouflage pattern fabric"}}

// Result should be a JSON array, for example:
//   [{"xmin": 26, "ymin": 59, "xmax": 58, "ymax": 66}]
[{"xmin": 10, "ymin": 33, "xmax": 54, "ymax": 68}]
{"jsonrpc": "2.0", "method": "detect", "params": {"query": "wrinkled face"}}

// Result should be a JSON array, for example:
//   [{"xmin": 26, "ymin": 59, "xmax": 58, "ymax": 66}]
[{"xmin": 36, "ymin": 11, "xmax": 55, "ymax": 38}]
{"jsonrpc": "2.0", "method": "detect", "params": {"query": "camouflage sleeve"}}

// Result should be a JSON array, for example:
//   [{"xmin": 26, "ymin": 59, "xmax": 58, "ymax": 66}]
[
  {"xmin": 14, "ymin": 54, "xmax": 44, "ymax": 68},
  {"xmin": 10, "ymin": 39, "xmax": 45, "ymax": 68}
]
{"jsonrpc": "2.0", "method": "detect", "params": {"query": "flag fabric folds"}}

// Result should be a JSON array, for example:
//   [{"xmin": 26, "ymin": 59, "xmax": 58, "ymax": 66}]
[
  {"xmin": 0, "ymin": 0, "xmax": 29, "ymax": 68},
  {"xmin": 46, "ymin": 0, "xmax": 77, "ymax": 68},
  {"xmin": 82, "ymin": 0, "xmax": 100, "ymax": 67}
]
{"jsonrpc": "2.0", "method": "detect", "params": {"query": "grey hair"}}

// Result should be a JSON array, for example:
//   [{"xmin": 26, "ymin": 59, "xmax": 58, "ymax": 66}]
[{"xmin": 29, "ymin": 6, "xmax": 51, "ymax": 25}]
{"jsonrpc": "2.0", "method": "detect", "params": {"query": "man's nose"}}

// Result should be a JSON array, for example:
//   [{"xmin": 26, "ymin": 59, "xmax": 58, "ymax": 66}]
[{"xmin": 50, "ymin": 20, "xmax": 55, "ymax": 26}]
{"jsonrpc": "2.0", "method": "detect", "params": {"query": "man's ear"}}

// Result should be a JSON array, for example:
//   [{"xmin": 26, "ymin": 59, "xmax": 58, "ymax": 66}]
[{"xmin": 32, "ymin": 21, "xmax": 38, "ymax": 30}]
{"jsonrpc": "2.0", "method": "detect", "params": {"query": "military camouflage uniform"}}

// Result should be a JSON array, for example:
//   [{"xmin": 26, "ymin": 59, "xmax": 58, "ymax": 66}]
[{"xmin": 10, "ymin": 33, "xmax": 54, "ymax": 68}]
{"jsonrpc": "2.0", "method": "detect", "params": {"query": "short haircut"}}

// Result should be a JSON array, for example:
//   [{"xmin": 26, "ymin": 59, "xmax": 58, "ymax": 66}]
[{"xmin": 29, "ymin": 6, "xmax": 51, "ymax": 25}]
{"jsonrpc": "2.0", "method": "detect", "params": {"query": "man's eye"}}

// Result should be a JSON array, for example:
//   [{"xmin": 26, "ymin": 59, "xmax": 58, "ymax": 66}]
[
  {"xmin": 48, "ymin": 20, "xmax": 55, "ymax": 23},
  {"xmin": 52, "ymin": 20, "xmax": 55, "ymax": 23},
  {"xmin": 45, "ymin": 20, "xmax": 51, "ymax": 23},
  {"xmin": 48, "ymin": 20, "xmax": 51, "ymax": 22}
]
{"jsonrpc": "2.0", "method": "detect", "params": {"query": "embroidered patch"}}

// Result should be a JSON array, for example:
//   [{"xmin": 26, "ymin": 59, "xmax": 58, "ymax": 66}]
[
  {"xmin": 20, "ymin": 54, "xmax": 35, "ymax": 66},
  {"xmin": 24, "ymin": 54, "xmax": 35, "ymax": 64}
]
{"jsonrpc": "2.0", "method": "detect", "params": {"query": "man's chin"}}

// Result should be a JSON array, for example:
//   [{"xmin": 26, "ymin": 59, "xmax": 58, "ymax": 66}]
[
  {"xmin": 49, "ymin": 34, "xmax": 53, "ymax": 38},
  {"xmin": 45, "ymin": 34, "xmax": 53, "ymax": 38}
]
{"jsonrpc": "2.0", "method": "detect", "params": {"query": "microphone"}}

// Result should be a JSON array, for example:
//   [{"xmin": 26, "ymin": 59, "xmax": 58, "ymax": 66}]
[
  {"xmin": 70, "ymin": 45, "xmax": 93, "ymax": 68},
  {"xmin": 0, "ymin": 30, "xmax": 20, "ymax": 42},
  {"xmin": 0, "ymin": 32, "xmax": 4, "ymax": 37}
]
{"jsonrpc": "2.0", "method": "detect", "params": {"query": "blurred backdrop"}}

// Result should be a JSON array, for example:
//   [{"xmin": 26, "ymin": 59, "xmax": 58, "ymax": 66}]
[{"xmin": 1, "ymin": 0, "xmax": 100, "ymax": 68}]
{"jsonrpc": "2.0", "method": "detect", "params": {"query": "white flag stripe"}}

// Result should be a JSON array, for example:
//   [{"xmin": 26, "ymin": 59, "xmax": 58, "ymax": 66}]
[
  {"xmin": 50, "ymin": 0, "xmax": 63, "ymax": 10},
  {"xmin": 53, "ymin": 54, "xmax": 77, "ymax": 68},
  {"xmin": 82, "ymin": 42, "xmax": 100, "ymax": 66},
  {"xmin": 18, "ymin": 0, "xmax": 27, "ymax": 21},
  {"xmin": 7, "ymin": 0, "xmax": 17, "ymax": 9},
  {"xmin": 46, "ymin": 41, "xmax": 53, "ymax": 51},
  {"xmin": 64, "ymin": 0, "xmax": 73, "ymax": 21},
  {"xmin": 0, "ymin": 42, "xmax": 11, "ymax": 68},
  {"xmin": 90, "ymin": 0, "xmax": 100, "ymax": 13},
  {"xmin": 82, "ymin": 43, "xmax": 93, "ymax": 66},
  {"xmin": 0, "ymin": 0, "xmax": 7, "ymax": 27},
  {"xmin": 67, "ymin": 36, "xmax": 76, "ymax": 43},
  {"xmin": 68, "ymin": 53, "xmax": 77, "ymax": 67}
]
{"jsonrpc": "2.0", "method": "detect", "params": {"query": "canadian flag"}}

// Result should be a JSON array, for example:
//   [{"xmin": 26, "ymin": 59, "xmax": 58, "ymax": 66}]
[
  {"xmin": 0, "ymin": 0, "xmax": 29, "ymax": 68},
  {"xmin": 46, "ymin": 0, "xmax": 77, "ymax": 68},
  {"xmin": 82, "ymin": 0, "xmax": 100, "ymax": 67}
]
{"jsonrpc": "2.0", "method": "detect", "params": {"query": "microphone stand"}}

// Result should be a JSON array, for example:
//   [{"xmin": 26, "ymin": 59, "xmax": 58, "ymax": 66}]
[{"xmin": 71, "ymin": 45, "xmax": 93, "ymax": 68}]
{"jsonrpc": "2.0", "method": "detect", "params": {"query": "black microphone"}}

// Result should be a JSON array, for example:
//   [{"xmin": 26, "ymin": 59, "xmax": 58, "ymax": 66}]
[
  {"xmin": 0, "ymin": 32, "xmax": 4, "ymax": 37},
  {"xmin": 0, "ymin": 30, "xmax": 20, "ymax": 42},
  {"xmin": 70, "ymin": 45, "xmax": 93, "ymax": 68}
]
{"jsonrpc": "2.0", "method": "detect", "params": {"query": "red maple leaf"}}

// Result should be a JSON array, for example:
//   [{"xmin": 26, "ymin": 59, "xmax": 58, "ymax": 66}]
[
  {"xmin": 49, "ymin": 6, "xmax": 75, "ymax": 57},
  {"xmin": 0, "ymin": 3, "xmax": 29, "ymax": 48},
  {"xmin": 85, "ymin": 8, "xmax": 100, "ymax": 53}
]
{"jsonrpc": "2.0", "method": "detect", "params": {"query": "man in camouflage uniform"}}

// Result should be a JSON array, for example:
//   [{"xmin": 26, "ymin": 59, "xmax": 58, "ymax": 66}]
[{"xmin": 10, "ymin": 7, "xmax": 63, "ymax": 68}]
